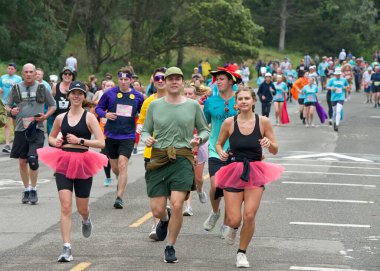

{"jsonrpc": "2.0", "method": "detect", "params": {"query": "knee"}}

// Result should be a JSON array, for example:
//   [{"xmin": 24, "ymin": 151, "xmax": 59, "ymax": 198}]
[
  {"xmin": 243, "ymin": 212, "xmax": 256, "ymax": 225},
  {"xmin": 27, "ymin": 155, "xmax": 39, "ymax": 171},
  {"xmin": 226, "ymin": 215, "xmax": 241, "ymax": 228},
  {"xmin": 77, "ymin": 205, "xmax": 89, "ymax": 216},
  {"xmin": 151, "ymin": 205, "xmax": 166, "ymax": 218},
  {"xmin": 61, "ymin": 203, "xmax": 72, "ymax": 217},
  {"xmin": 170, "ymin": 200, "xmax": 183, "ymax": 214}
]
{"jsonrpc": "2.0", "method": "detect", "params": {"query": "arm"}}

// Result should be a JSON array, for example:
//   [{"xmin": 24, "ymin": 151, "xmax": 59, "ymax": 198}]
[
  {"xmin": 215, "ymin": 118, "xmax": 232, "ymax": 161},
  {"xmin": 260, "ymin": 117, "xmax": 278, "ymax": 155},
  {"xmin": 49, "ymin": 114, "xmax": 64, "ymax": 147},
  {"xmin": 81, "ymin": 113, "xmax": 105, "ymax": 149},
  {"xmin": 193, "ymin": 103, "xmax": 210, "ymax": 145},
  {"xmin": 141, "ymin": 104, "xmax": 155, "ymax": 146}
]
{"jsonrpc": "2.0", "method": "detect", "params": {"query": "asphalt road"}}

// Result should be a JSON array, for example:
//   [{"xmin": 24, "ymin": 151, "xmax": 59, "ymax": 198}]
[{"xmin": 0, "ymin": 90, "xmax": 379, "ymax": 271}]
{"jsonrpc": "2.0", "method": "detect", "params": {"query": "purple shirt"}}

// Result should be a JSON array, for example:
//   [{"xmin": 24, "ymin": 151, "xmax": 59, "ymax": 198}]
[{"xmin": 95, "ymin": 86, "xmax": 144, "ymax": 140}]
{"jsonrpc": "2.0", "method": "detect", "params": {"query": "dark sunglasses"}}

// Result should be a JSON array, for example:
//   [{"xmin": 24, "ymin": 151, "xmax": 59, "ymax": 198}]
[
  {"xmin": 154, "ymin": 75, "xmax": 165, "ymax": 82},
  {"xmin": 63, "ymin": 72, "xmax": 73, "ymax": 76}
]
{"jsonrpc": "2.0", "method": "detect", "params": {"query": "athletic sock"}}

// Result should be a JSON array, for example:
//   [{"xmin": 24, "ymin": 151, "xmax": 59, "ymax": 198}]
[
  {"xmin": 237, "ymin": 249, "xmax": 246, "ymax": 254},
  {"xmin": 63, "ymin": 242, "xmax": 71, "ymax": 248}
]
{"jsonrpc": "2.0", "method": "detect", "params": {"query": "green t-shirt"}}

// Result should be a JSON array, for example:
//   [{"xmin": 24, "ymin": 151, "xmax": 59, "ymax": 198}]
[{"xmin": 141, "ymin": 97, "xmax": 209, "ymax": 149}]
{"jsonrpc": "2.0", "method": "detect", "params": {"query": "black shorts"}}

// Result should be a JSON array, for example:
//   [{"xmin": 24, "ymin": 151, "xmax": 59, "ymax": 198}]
[
  {"xmin": 373, "ymin": 85, "xmax": 380, "ymax": 93},
  {"xmin": 55, "ymin": 173, "xmax": 93, "ymax": 198},
  {"xmin": 304, "ymin": 102, "xmax": 316, "ymax": 107},
  {"xmin": 10, "ymin": 130, "xmax": 45, "ymax": 159},
  {"xmin": 224, "ymin": 186, "xmax": 264, "ymax": 192},
  {"xmin": 106, "ymin": 138, "xmax": 134, "ymax": 159},
  {"xmin": 332, "ymin": 100, "xmax": 344, "ymax": 106},
  {"xmin": 208, "ymin": 157, "xmax": 226, "ymax": 177},
  {"xmin": 298, "ymin": 98, "xmax": 305, "ymax": 105}
]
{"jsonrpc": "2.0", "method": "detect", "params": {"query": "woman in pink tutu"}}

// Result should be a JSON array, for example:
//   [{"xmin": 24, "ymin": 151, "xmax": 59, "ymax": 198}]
[
  {"xmin": 37, "ymin": 81, "xmax": 107, "ymax": 262},
  {"xmin": 215, "ymin": 86, "xmax": 284, "ymax": 268}
]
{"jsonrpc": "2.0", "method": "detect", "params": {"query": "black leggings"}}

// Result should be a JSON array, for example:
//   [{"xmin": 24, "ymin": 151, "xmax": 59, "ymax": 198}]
[
  {"xmin": 55, "ymin": 173, "xmax": 93, "ymax": 198},
  {"xmin": 326, "ymin": 90, "xmax": 333, "ymax": 119}
]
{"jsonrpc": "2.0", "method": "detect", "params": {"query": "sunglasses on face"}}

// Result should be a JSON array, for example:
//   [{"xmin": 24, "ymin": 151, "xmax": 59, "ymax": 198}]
[
  {"xmin": 63, "ymin": 72, "xmax": 73, "ymax": 76},
  {"xmin": 154, "ymin": 75, "xmax": 165, "ymax": 82}
]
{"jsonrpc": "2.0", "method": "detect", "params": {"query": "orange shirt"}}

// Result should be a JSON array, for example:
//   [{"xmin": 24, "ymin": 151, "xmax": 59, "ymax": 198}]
[{"xmin": 291, "ymin": 77, "xmax": 308, "ymax": 100}]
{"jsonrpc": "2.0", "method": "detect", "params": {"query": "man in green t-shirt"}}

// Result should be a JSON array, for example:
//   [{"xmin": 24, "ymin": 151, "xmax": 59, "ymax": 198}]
[{"xmin": 141, "ymin": 67, "xmax": 209, "ymax": 263}]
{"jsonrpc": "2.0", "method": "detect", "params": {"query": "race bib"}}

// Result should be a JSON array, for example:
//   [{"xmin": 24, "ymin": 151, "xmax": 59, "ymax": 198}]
[
  {"xmin": 275, "ymin": 94, "xmax": 282, "ymax": 99},
  {"xmin": 300, "ymin": 67, "xmax": 304, "ymax": 71},
  {"xmin": 307, "ymin": 96, "xmax": 314, "ymax": 102},
  {"xmin": 22, "ymin": 117, "xmax": 34, "ymax": 129},
  {"xmin": 21, "ymin": 92, "xmax": 36, "ymax": 99},
  {"xmin": 116, "ymin": 104, "xmax": 132, "ymax": 117},
  {"xmin": 374, "ymin": 82, "xmax": 380, "ymax": 86},
  {"xmin": 335, "ymin": 87, "xmax": 342, "ymax": 93}
]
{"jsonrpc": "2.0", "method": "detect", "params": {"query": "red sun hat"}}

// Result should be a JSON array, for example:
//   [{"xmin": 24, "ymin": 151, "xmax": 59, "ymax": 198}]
[{"xmin": 209, "ymin": 65, "xmax": 242, "ymax": 84}]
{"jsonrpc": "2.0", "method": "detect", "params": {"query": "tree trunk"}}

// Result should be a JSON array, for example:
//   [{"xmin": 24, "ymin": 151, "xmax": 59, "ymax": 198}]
[
  {"xmin": 177, "ymin": 46, "xmax": 184, "ymax": 68},
  {"xmin": 278, "ymin": 0, "xmax": 288, "ymax": 52}
]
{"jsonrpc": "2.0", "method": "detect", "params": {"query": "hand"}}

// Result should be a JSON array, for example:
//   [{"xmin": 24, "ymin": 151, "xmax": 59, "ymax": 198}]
[
  {"xmin": 34, "ymin": 113, "xmax": 46, "ymax": 122},
  {"xmin": 136, "ymin": 124, "xmax": 143, "ymax": 134},
  {"xmin": 259, "ymin": 137, "xmax": 271, "ymax": 148},
  {"xmin": 218, "ymin": 150, "xmax": 230, "ymax": 161},
  {"xmin": 106, "ymin": 112, "xmax": 117, "ymax": 120},
  {"xmin": 11, "ymin": 107, "xmax": 20, "ymax": 116},
  {"xmin": 66, "ymin": 133, "xmax": 79, "ymax": 145},
  {"xmin": 261, "ymin": 95, "xmax": 266, "ymax": 101},
  {"xmin": 145, "ymin": 136, "xmax": 157, "ymax": 147},
  {"xmin": 55, "ymin": 135, "xmax": 63, "ymax": 148},
  {"xmin": 190, "ymin": 135, "xmax": 201, "ymax": 148}
]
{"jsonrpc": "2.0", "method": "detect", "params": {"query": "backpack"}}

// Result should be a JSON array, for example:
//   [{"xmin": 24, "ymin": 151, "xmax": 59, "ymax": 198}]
[
  {"xmin": 11, "ymin": 83, "xmax": 47, "ymax": 104},
  {"xmin": 0, "ymin": 100, "xmax": 7, "ymax": 128}
]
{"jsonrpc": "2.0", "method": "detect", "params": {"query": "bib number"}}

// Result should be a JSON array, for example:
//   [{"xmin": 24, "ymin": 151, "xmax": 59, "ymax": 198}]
[
  {"xmin": 374, "ymin": 82, "xmax": 380, "ymax": 86},
  {"xmin": 116, "ymin": 104, "xmax": 132, "ymax": 117}
]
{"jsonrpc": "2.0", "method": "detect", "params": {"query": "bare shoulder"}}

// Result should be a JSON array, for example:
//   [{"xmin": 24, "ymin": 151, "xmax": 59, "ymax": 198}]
[
  {"xmin": 224, "ymin": 116, "xmax": 235, "ymax": 126},
  {"xmin": 259, "ymin": 115, "xmax": 272, "ymax": 129}
]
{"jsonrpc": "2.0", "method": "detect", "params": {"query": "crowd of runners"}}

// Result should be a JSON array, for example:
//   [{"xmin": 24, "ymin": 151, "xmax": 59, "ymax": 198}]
[{"xmin": 0, "ymin": 48, "xmax": 377, "ymax": 267}]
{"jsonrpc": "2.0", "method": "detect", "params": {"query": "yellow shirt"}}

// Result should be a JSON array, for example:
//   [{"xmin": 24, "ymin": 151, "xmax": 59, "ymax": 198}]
[{"xmin": 137, "ymin": 94, "xmax": 157, "ymax": 158}]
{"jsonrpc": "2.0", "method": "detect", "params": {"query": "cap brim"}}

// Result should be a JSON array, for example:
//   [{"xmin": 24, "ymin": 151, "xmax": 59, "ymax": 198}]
[{"xmin": 210, "ymin": 70, "xmax": 237, "ymax": 83}]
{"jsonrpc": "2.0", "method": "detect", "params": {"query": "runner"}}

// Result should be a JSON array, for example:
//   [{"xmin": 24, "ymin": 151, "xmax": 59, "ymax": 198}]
[
  {"xmin": 257, "ymin": 73, "xmax": 275, "ymax": 117},
  {"xmin": 363, "ymin": 67, "xmax": 373, "ymax": 103},
  {"xmin": 301, "ymin": 77, "xmax": 318, "ymax": 127},
  {"xmin": 136, "ymin": 67, "xmax": 167, "ymax": 240},
  {"xmin": 215, "ymin": 86, "xmax": 283, "ymax": 268},
  {"xmin": 318, "ymin": 56, "xmax": 329, "ymax": 91},
  {"xmin": 292, "ymin": 71, "xmax": 309, "ymax": 125},
  {"xmin": 37, "ymin": 81, "xmax": 107, "ymax": 262},
  {"xmin": 370, "ymin": 66, "xmax": 380, "ymax": 108},
  {"xmin": 0, "ymin": 63, "xmax": 22, "ymax": 153},
  {"xmin": 326, "ymin": 67, "xmax": 349, "ymax": 132},
  {"xmin": 95, "ymin": 67, "xmax": 144, "ymax": 209},
  {"xmin": 272, "ymin": 75, "xmax": 288, "ymax": 126},
  {"xmin": 203, "ymin": 66, "xmax": 241, "ymax": 236},
  {"xmin": 4, "ymin": 63, "xmax": 56, "ymax": 204},
  {"xmin": 141, "ymin": 67, "xmax": 209, "ymax": 263}
]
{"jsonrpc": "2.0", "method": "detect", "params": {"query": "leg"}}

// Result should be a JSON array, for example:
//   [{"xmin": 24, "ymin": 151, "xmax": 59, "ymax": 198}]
[
  {"xmin": 224, "ymin": 191, "xmax": 243, "ymax": 228},
  {"xmin": 150, "ymin": 196, "xmax": 168, "ymax": 220},
  {"xmin": 59, "ymin": 190, "xmax": 73, "ymax": 243},
  {"xmin": 4, "ymin": 117, "xmax": 11, "ymax": 146},
  {"xmin": 209, "ymin": 175, "xmax": 221, "ymax": 213},
  {"xmin": 109, "ymin": 158, "xmax": 120, "ymax": 177},
  {"xmin": 167, "ymin": 191, "xmax": 187, "ymax": 245},
  {"xmin": 309, "ymin": 106, "xmax": 315, "ymax": 125},
  {"xmin": 116, "ymin": 155, "xmax": 129, "ymax": 198},
  {"xmin": 19, "ymin": 158, "xmax": 30, "ymax": 188},
  {"xmin": 335, "ymin": 103, "xmax": 343, "ymax": 126},
  {"xmin": 29, "ymin": 168, "xmax": 39, "ymax": 188},
  {"xmin": 239, "ymin": 188, "xmax": 264, "ymax": 251},
  {"xmin": 194, "ymin": 162, "xmax": 205, "ymax": 193}
]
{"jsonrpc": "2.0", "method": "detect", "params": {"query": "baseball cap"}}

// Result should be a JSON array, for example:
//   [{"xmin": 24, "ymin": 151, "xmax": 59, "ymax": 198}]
[
  {"xmin": 68, "ymin": 81, "xmax": 87, "ymax": 95},
  {"xmin": 164, "ymin": 67, "xmax": 184, "ymax": 78},
  {"xmin": 49, "ymin": 74, "xmax": 58, "ymax": 82},
  {"xmin": 334, "ymin": 68, "xmax": 342, "ymax": 75},
  {"xmin": 60, "ymin": 66, "xmax": 76, "ymax": 81},
  {"xmin": 265, "ymin": 72, "xmax": 272, "ymax": 77}
]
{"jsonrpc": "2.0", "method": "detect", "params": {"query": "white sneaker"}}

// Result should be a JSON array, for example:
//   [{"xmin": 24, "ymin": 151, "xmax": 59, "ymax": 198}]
[
  {"xmin": 220, "ymin": 224, "xmax": 227, "ymax": 239},
  {"xmin": 183, "ymin": 206, "xmax": 193, "ymax": 216},
  {"xmin": 224, "ymin": 226, "xmax": 238, "ymax": 245},
  {"xmin": 203, "ymin": 210, "xmax": 220, "ymax": 231},
  {"xmin": 236, "ymin": 252, "xmax": 250, "ymax": 268},
  {"xmin": 197, "ymin": 191, "xmax": 208, "ymax": 204},
  {"xmin": 149, "ymin": 224, "xmax": 158, "ymax": 241}
]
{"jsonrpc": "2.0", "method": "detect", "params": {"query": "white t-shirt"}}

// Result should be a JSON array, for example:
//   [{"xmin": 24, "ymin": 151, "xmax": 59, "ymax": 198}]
[{"xmin": 66, "ymin": 56, "xmax": 77, "ymax": 71}]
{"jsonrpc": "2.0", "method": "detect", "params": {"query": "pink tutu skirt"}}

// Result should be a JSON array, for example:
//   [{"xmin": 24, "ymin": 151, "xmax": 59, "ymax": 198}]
[
  {"xmin": 37, "ymin": 147, "xmax": 108, "ymax": 179},
  {"xmin": 215, "ymin": 161, "xmax": 284, "ymax": 189}
]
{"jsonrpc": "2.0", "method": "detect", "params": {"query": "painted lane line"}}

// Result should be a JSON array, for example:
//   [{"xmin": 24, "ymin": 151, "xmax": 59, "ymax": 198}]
[
  {"xmin": 290, "ymin": 222, "xmax": 370, "ymax": 228},
  {"xmin": 267, "ymin": 158, "xmax": 380, "ymax": 165},
  {"xmin": 289, "ymin": 266, "xmax": 366, "ymax": 271},
  {"xmin": 283, "ymin": 153, "xmax": 373, "ymax": 162},
  {"xmin": 70, "ymin": 262, "xmax": 92, "ymax": 271},
  {"xmin": 282, "ymin": 181, "xmax": 376, "ymax": 188},
  {"xmin": 284, "ymin": 171, "xmax": 380, "ymax": 178},
  {"xmin": 129, "ymin": 212, "xmax": 153, "ymax": 228},
  {"xmin": 280, "ymin": 163, "xmax": 380, "ymax": 171},
  {"xmin": 286, "ymin": 198, "xmax": 374, "ymax": 204}
]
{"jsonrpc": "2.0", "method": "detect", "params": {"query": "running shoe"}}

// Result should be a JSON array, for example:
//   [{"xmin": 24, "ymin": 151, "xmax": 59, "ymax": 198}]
[
  {"xmin": 302, "ymin": 118, "xmax": 306, "ymax": 125},
  {"xmin": 133, "ymin": 148, "xmax": 138, "ymax": 154},
  {"xmin": 164, "ymin": 245, "xmax": 178, "ymax": 263},
  {"xmin": 328, "ymin": 119, "xmax": 332, "ymax": 126},
  {"xmin": 29, "ymin": 190, "xmax": 38, "ymax": 204},
  {"xmin": 224, "ymin": 226, "xmax": 238, "ymax": 245},
  {"xmin": 21, "ymin": 191, "xmax": 30, "ymax": 204},
  {"xmin": 113, "ymin": 197, "xmax": 124, "ymax": 209},
  {"xmin": 57, "ymin": 246, "xmax": 73, "ymax": 262},
  {"xmin": 197, "ymin": 191, "xmax": 207, "ymax": 204},
  {"xmin": 220, "ymin": 224, "xmax": 227, "ymax": 239},
  {"xmin": 333, "ymin": 123, "xmax": 338, "ymax": 132},
  {"xmin": 2, "ymin": 145, "xmax": 11, "ymax": 153},
  {"xmin": 236, "ymin": 252, "xmax": 250, "ymax": 268},
  {"xmin": 203, "ymin": 210, "xmax": 220, "ymax": 231},
  {"xmin": 82, "ymin": 218, "xmax": 93, "ymax": 238},
  {"xmin": 149, "ymin": 224, "xmax": 158, "ymax": 241},
  {"xmin": 183, "ymin": 206, "xmax": 193, "ymax": 216},
  {"xmin": 156, "ymin": 207, "xmax": 171, "ymax": 241},
  {"xmin": 104, "ymin": 178, "xmax": 112, "ymax": 187}
]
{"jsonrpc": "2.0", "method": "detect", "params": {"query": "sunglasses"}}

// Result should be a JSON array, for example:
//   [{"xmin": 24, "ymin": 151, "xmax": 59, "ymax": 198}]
[
  {"xmin": 63, "ymin": 72, "xmax": 73, "ymax": 76},
  {"xmin": 154, "ymin": 75, "xmax": 165, "ymax": 82},
  {"xmin": 224, "ymin": 101, "xmax": 229, "ymax": 112}
]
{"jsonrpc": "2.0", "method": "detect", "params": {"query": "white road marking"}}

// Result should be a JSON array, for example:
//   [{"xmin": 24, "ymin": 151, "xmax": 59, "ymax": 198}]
[
  {"xmin": 286, "ymin": 198, "xmax": 374, "ymax": 204},
  {"xmin": 284, "ymin": 171, "xmax": 380, "ymax": 178},
  {"xmin": 282, "ymin": 181, "xmax": 376, "ymax": 188},
  {"xmin": 268, "ymin": 158, "xmax": 380, "ymax": 165},
  {"xmin": 280, "ymin": 163, "xmax": 380, "ymax": 171},
  {"xmin": 289, "ymin": 266, "xmax": 366, "ymax": 271},
  {"xmin": 290, "ymin": 222, "xmax": 370, "ymax": 228},
  {"xmin": 369, "ymin": 115, "xmax": 380, "ymax": 119},
  {"xmin": 283, "ymin": 152, "xmax": 373, "ymax": 162}
]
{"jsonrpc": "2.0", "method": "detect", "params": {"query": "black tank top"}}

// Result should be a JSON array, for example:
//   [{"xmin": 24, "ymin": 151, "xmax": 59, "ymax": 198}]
[
  {"xmin": 53, "ymin": 82, "xmax": 71, "ymax": 117},
  {"xmin": 61, "ymin": 111, "xmax": 91, "ymax": 146},
  {"xmin": 229, "ymin": 114, "xmax": 262, "ymax": 161}
]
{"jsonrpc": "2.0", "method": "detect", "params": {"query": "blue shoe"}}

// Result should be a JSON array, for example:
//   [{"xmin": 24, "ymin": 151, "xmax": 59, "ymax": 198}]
[
  {"xmin": 104, "ymin": 178, "xmax": 112, "ymax": 187},
  {"xmin": 156, "ymin": 207, "xmax": 171, "ymax": 241}
]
